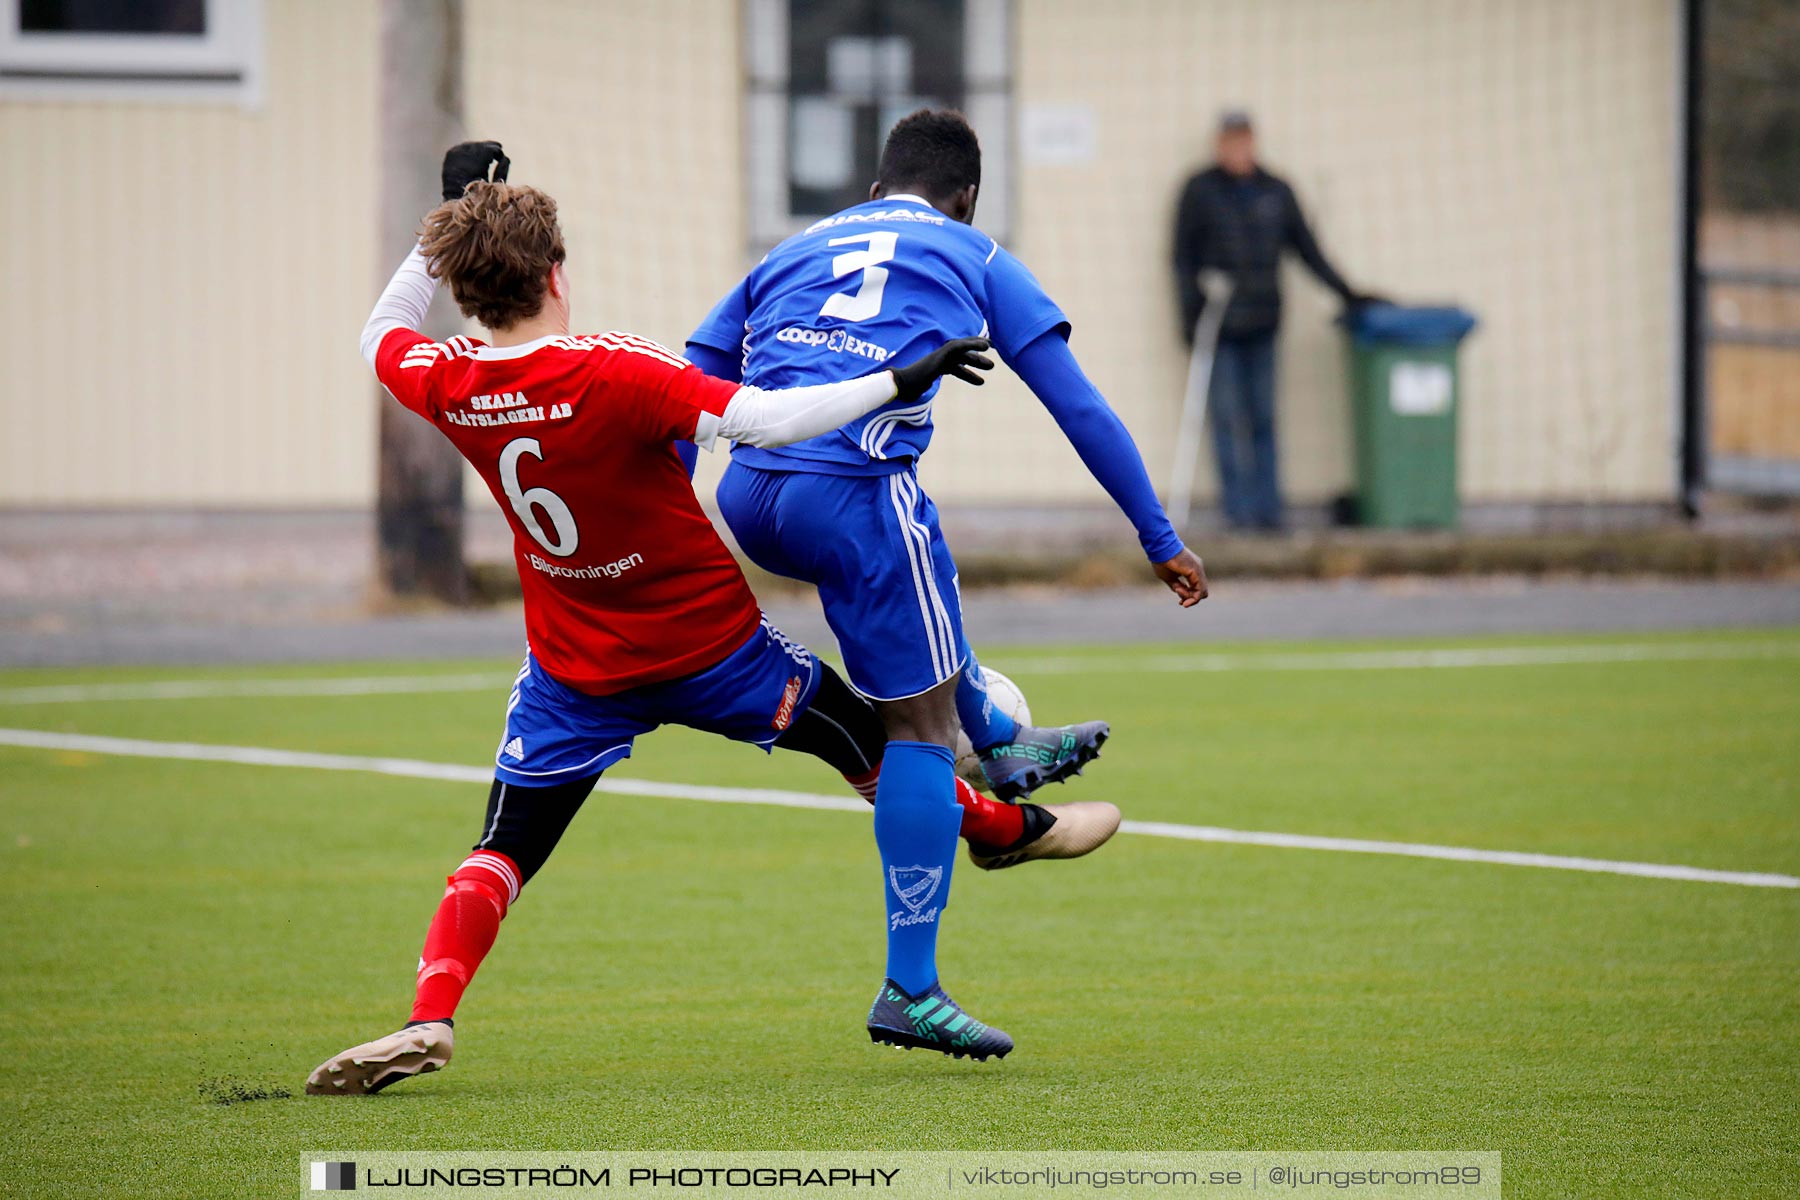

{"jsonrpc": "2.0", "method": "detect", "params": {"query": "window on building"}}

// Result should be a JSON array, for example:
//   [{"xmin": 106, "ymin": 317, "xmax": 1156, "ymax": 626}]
[
  {"xmin": 745, "ymin": 0, "xmax": 1011, "ymax": 246},
  {"xmin": 0, "ymin": 0, "xmax": 261, "ymax": 104}
]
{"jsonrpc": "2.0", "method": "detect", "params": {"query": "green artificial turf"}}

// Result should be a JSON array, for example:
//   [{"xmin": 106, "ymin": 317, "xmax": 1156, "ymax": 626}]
[{"xmin": 0, "ymin": 630, "xmax": 1796, "ymax": 1197}]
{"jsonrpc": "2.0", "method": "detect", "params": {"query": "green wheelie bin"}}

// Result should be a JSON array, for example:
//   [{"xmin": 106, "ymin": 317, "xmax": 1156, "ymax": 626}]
[{"xmin": 1341, "ymin": 304, "xmax": 1478, "ymax": 528}]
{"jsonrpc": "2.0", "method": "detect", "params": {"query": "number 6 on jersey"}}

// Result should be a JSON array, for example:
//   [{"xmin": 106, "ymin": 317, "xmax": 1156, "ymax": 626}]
[{"xmin": 499, "ymin": 436, "xmax": 578, "ymax": 557}]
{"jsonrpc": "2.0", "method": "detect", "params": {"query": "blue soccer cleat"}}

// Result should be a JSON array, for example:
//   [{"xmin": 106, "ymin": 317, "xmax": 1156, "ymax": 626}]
[
  {"xmin": 977, "ymin": 720, "xmax": 1110, "ymax": 801},
  {"xmin": 867, "ymin": 980, "xmax": 1014, "ymax": 1061}
]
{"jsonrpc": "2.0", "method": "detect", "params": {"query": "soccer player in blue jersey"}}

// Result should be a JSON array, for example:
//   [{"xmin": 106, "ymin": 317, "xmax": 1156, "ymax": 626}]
[{"xmin": 686, "ymin": 110, "xmax": 1207, "ymax": 1059}]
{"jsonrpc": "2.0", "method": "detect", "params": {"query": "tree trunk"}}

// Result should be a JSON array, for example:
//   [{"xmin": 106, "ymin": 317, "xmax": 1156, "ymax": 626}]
[{"xmin": 375, "ymin": 0, "xmax": 467, "ymax": 603}]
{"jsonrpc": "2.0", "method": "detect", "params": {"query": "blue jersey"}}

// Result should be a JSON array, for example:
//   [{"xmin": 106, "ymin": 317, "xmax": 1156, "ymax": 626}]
[{"xmin": 688, "ymin": 195, "xmax": 1068, "ymax": 474}]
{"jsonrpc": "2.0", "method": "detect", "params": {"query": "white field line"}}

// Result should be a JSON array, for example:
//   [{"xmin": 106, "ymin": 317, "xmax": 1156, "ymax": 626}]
[
  {"xmin": 2, "ymin": 727, "xmax": 1794, "ymax": 891},
  {"xmin": 1120, "ymin": 821, "xmax": 1800, "ymax": 888},
  {"xmin": 1006, "ymin": 640, "xmax": 1800, "ymax": 675},
  {"xmin": 0, "ymin": 672, "xmax": 512, "ymax": 705},
  {"xmin": 3, "ymin": 641, "xmax": 1795, "ymax": 706}
]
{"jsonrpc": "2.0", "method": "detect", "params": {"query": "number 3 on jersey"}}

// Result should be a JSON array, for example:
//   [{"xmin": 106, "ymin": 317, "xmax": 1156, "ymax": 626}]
[
  {"xmin": 499, "ymin": 436, "xmax": 578, "ymax": 557},
  {"xmin": 819, "ymin": 231, "xmax": 897, "ymax": 322}
]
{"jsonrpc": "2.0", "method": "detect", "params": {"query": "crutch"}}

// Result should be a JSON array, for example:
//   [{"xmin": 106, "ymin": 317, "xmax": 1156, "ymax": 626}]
[{"xmin": 1167, "ymin": 269, "xmax": 1234, "ymax": 533}]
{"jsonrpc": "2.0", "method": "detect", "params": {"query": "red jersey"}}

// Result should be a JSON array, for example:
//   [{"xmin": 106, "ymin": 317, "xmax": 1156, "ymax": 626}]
[{"xmin": 375, "ymin": 327, "xmax": 762, "ymax": 695}]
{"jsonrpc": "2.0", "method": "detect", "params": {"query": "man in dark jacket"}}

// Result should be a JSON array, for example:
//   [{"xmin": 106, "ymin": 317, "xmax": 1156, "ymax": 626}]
[{"xmin": 1173, "ymin": 110, "xmax": 1375, "ymax": 530}]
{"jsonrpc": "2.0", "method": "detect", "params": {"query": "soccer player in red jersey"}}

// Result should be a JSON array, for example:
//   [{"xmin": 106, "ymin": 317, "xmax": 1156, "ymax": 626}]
[{"xmin": 307, "ymin": 144, "xmax": 1007, "ymax": 1094}]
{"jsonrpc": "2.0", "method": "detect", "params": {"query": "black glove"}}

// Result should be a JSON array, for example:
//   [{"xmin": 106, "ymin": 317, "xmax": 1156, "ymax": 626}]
[
  {"xmin": 890, "ymin": 337, "xmax": 995, "ymax": 402},
  {"xmin": 442, "ymin": 140, "xmax": 510, "ymax": 201}
]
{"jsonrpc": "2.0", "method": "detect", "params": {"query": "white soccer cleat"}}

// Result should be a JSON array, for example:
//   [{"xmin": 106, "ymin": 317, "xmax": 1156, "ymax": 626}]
[
  {"xmin": 305, "ymin": 1021, "xmax": 454, "ymax": 1096},
  {"xmin": 967, "ymin": 800, "xmax": 1122, "ymax": 871}
]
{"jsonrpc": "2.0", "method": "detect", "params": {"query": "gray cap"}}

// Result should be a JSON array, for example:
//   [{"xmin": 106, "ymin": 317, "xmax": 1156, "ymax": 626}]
[{"xmin": 1219, "ymin": 108, "xmax": 1254, "ymax": 133}]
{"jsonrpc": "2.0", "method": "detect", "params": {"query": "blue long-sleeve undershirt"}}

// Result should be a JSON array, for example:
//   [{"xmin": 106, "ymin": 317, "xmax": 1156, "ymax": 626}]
[
  {"xmin": 685, "ymin": 340, "xmax": 743, "ymax": 384},
  {"xmin": 1009, "ymin": 331, "xmax": 1185, "ymax": 563},
  {"xmin": 681, "ymin": 334, "xmax": 1183, "ymax": 563}
]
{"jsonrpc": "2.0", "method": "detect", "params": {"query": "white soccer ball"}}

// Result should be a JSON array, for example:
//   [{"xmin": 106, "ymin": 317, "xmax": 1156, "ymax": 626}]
[{"xmin": 954, "ymin": 667, "xmax": 1031, "ymax": 792}]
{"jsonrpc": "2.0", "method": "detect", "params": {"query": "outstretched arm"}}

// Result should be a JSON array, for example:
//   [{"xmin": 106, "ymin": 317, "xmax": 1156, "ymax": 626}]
[
  {"xmin": 694, "ymin": 338, "xmax": 993, "ymax": 451},
  {"xmin": 1285, "ymin": 187, "xmax": 1354, "ymax": 301},
  {"xmin": 1010, "ymin": 331, "xmax": 1207, "ymax": 605}
]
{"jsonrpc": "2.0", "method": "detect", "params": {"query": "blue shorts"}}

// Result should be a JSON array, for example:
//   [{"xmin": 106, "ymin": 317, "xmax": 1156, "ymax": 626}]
[
  {"xmin": 717, "ymin": 460, "xmax": 968, "ymax": 701},
  {"xmin": 493, "ymin": 614, "xmax": 821, "ymax": 786}
]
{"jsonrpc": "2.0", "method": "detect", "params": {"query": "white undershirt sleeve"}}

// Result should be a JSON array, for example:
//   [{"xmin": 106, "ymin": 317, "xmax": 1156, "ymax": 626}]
[
  {"xmin": 360, "ymin": 244, "xmax": 896, "ymax": 448},
  {"xmin": 360, "ymin": 245, "xmax": 439, "ymax": 370},
  {"xmin": 693, "ymin": 371, "xmax": 899, "ymax": 451}
]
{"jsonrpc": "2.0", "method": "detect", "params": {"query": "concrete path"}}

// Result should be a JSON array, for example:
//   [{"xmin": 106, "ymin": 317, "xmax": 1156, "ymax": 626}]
[{"xmin": 4, "ymin": 578, "xmax": 1797, "ymax": 668}]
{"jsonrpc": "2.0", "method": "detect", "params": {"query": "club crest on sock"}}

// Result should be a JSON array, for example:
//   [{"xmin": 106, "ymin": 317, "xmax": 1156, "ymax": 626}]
[{"xmin": 888, "ymin": 864, "xmax": 943, "ymax": 929}]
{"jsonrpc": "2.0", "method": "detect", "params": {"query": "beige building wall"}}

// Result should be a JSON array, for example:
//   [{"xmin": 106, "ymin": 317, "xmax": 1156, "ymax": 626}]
[
  {"xmin": 0, "ymin": 0, "xmax": 1679, "ymax": 511},
  {"xmin": 926, "ymin": 0, "xmax": 1681, "ymax": 509},
  {"xmin": 0, "ymin": 0, "xmax": 378, "ymax": 507},
  {"xmin": 461, "ymin": 0, "xmax": 744, "ymax": 505},
  {"xmin": 0, "ymin": 0, "xmax": 746, "ymax": 510}
]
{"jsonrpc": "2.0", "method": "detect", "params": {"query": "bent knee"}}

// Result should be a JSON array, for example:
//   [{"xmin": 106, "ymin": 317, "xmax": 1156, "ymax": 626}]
[{"xmin": 876, "ymin": 679, "xmax": 960, "ymax": 748}]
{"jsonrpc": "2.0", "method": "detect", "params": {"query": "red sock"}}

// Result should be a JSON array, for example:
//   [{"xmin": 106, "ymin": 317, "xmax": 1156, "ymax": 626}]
[
  {"xmin": 954, "ymin": 776, "xmax": 1025, "ymax": 846},
  {"xmin": 410, "ymin": 851, "xmax": 518, "ymax": 1023},
  {"xmin": 844, "ymin": 766, "xmax": 881, "ymax": 804},
  {"xmin": 848, "ymin": 765, "xmax": 1024, "ymax": 847}
]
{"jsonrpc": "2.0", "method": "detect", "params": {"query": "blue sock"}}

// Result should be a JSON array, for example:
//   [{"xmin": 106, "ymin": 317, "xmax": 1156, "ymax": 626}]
[
  {"xmin": 956, "ymin": 650, "xmax": 1019, "ymax": 751},
  {"xmin": 872, "ymin": 741, "xmax": 961, "ymax": 994}
]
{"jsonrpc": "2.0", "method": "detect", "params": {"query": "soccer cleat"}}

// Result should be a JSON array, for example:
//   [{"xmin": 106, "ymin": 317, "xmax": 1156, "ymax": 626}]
[
  {"xmin": 867, "ymin": 980, "xmax": 1013, "ymax": 1061},
  {"xmin": 966, "ymin": 800, "xmax": 1122, "ymax": 871},
  {"xmin": 977, "ymin": 720, "xmax": 1110, "ymax": 800},
  {"xmin": 305, "ymin": 1020, "xmax": 454, "ymax": 1095}
]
